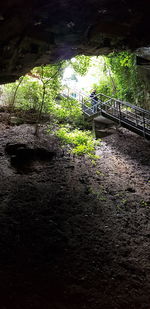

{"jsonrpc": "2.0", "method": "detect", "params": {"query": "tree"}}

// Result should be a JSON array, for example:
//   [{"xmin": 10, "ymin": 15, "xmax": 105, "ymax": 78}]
[
  {"xmin": 31, "ymin": 63, "xmax": 64, "ymax": 135},
  {"xmin": 10, "ymin": 76, "xmax": 24, "ymax": 110},
  {"xmin": 105, "ymin": 52, "xmax": 142, "ymax": 103},
  {"xmin": 70, "ymin": 55, "xmax": 91, "ymax": 76}
]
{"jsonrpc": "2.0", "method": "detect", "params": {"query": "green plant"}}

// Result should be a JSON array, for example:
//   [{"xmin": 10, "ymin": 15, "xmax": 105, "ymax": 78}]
[
  {"xmin": 141, "ymin": 200, "xmax": 148, "ymax": 207},
  {"xmin": 53, "ymin": 97, "xmax": 83, "ymax": 127},
  {"xmin": 104, "ymin": 52, "xmax": 143, "ymax": 104},
  {"xmin": 121, "ymin": 199, "xmax": 127, "ymax": 206},
  {"xmin": 96, "ymin": 170, "xmax": 105, "ymax": 176},
  {"xmin": 88, "ymin": 185, "xmax": 107, "ymax": 202},
  {"xmin": 69, "ymin": 55, "xmax": 91, "ymax": 76},
  {"xmin": 55, "ymin": 126, "xmax": 99, "ymax": 157}
]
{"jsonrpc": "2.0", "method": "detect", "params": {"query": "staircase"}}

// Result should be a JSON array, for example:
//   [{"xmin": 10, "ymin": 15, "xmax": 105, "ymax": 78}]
[{"xmin": 62, "ymin": 87, "xmax": 150, "ymax": 140}]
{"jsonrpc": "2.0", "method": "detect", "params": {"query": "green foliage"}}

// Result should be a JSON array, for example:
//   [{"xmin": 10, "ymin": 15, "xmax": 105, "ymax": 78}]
[
  {"xmin": 4, "ymin": 77, "xmax": 50, "ymax": 111},
  {"xmin": 3, "ymin": 63, "xmax": 63, "ymax": 112},
  {"xmin": 53, "ymin": 97, "xmax": 83, "ymax": 126},
  {"xmin": 2, "ymin": 53, "xmax": 148, "ymax": 113},
  {"xmin": 56, "ymin": 126, "xmax": 99, "ymax": 157},
  {"xmin": 93, "ymin": 78, "xmax": 114, "ymax": 98},
  {"xmin": 30, "ymin": 64, "xmax": 63, "ymax": 111},
  {"xmin": 15, "ymin": 76, "xmax": 42, "ymax": 110},
  {"xmin": 2, "ymin": 57, "xmax": 99, "ymax": 158},
  {"xmin": 141, "ymin": 200, "xmax": 148, "ymax": 207},
  {"xmin": 70, "ymin": 55, "xmax": 91, "ymax": 76},
  {"xmin": 87, "ymin": 52, "xmax": 147, "ymax": 107},
  {"xmin": 104, "ymin": 52, "xmax": 143, "ymax": 103}
]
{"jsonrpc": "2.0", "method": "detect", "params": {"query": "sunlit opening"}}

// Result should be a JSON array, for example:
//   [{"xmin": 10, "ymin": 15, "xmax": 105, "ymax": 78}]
[{"xmin": 62, "ymin": 56, "xmax": 106, "ymax": 93}]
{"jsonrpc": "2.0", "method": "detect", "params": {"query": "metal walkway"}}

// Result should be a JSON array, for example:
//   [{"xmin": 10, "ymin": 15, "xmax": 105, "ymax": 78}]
[{"xmin": 62, "ymin": 87, "xmax": 150, "ymax": 140}]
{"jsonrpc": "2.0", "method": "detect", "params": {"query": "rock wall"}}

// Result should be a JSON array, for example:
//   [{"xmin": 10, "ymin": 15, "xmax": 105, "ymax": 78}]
[{"xmin": 0, "ymin": 0, "xmax": 150, "ymax": 83}]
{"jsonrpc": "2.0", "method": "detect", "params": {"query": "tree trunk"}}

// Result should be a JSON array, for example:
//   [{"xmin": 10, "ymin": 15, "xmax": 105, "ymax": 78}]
[
  {"xmin": 10, "ymin": 76, "xmax": 24, "ymax": 111},
  {"xmin": 34, "ymin": 84, "xmax": 46, "ymax": 136}
]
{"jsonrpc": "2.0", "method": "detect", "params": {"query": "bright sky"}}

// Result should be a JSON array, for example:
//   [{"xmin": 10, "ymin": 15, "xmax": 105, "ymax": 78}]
[{"xmin": 62, "ymin": 56, "xmax": 105, "ymax": 93}]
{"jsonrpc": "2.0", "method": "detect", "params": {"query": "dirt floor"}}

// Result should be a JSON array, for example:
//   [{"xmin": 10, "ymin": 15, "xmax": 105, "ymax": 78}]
[{"xmin": 0, "ymin": 119, "xmax": 150, "ymax": 309}]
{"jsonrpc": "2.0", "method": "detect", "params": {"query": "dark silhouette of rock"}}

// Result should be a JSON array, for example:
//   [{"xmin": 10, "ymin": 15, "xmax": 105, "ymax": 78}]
[
  {"xmin": 5, "ymin": 143, "xmax": 56, "ymax": 170},
  {"xmin": 5, "ymin": 143, "xmax": 28, "ymax": 156}
]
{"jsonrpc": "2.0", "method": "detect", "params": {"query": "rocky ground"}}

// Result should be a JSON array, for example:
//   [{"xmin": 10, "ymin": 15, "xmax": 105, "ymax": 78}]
[{"xmin": 0, "ymin": 119, "xmax": 150, "ymax": 309}]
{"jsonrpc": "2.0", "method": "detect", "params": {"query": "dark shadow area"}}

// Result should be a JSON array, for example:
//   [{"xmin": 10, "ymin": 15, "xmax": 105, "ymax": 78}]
[{"xmin": 0, "ymin": 124, "xmax": 150, "ymax": 309}]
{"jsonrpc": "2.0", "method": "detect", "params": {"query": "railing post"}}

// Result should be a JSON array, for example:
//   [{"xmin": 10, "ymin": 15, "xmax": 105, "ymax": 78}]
[
  {"xmin": 99, "ymin": 94, "xmax": 101, "ymax": 103},
  {"xmin": 114, "ymin": 100, "xmax": 117, "ymax": 116},
  {"xmin": 95, "ymin": 102, "xmax": 97, "ymax": 113},
  {"xmin": 143, "ymin": 112, "xmax": 146, "ymax": 137},
  {"xmin": 135, "ymin": 110, "xmax": 138, "ymax": 126},
  {"xmin": 79, "ymin": 92, "xmax": 82, "ymax": 103},
  {"xmin": 99, "ymin": 94, "xmax": 102, "ymax": 113},
  {"xmin": 82, "ymin": 96, "xmax": 84, "ymax": 111},
  {"xmin": 92, "ymin": 119, "xmax": 96, "ymax": 137},
  {"xmin": 118, "ymin": 102, "xmax": 121, "ymax": 123}
]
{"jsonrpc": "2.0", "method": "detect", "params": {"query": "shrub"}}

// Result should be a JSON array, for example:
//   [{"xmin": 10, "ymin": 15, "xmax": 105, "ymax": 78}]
[{"xmin": 56, "ymin": 126, "xmax": 100, "ymax": 157}]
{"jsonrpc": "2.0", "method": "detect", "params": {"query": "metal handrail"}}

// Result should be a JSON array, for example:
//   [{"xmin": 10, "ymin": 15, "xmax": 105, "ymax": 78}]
[
  {"xmin": 96, "ymin": 92, "xmax": 150, "ymax": 115},
  {"xmin": 61, "ymin": 86, "xmax": 150, "ymax": 138}
]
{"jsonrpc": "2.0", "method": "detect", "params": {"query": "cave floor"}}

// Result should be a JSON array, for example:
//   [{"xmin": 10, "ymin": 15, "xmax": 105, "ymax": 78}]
[{"xmin": 0, "ymin": 121, "xmax": 150, "ymax": 309}]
